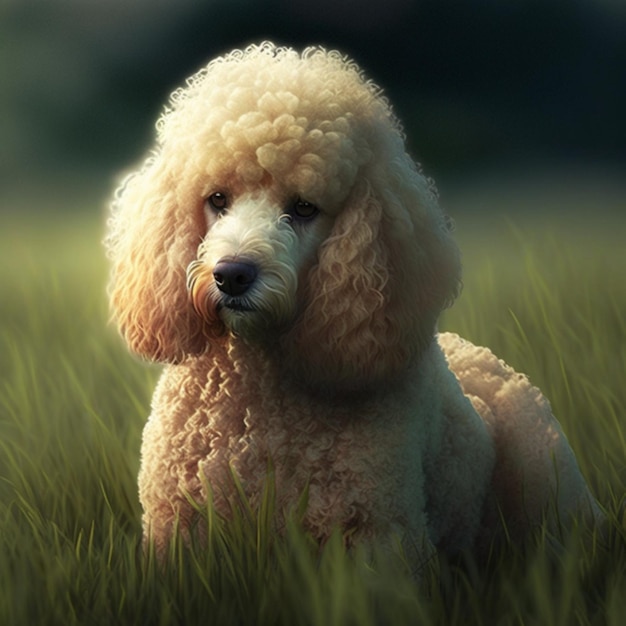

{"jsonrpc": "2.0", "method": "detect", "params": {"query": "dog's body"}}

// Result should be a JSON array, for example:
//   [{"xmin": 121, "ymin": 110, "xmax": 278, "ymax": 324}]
[
  {"xmin": 139, "ymin": 334, "xmax": 492, "ymax": 557},
  {"xmin": 106, "ymin": 43, "xmax": 599, "ymax": 561},
  {"xmin": 138, "ymin": 331, "xmax": 594, "ymax": 559}
]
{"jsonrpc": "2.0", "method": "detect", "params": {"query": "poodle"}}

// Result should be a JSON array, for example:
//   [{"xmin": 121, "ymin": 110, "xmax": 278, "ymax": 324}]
[{"xmin": 106, "ymin": 42, "xmax": 600, "ymax": 563}]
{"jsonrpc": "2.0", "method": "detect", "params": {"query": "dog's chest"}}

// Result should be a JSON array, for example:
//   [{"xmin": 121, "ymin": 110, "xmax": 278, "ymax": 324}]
[
  {"xmin": 162, "ymin": 356, "xmax": 420, "ymax": 529},
  {"xmin": 228, "ymin": 393, "xmax": 421, "ymax": 536}
]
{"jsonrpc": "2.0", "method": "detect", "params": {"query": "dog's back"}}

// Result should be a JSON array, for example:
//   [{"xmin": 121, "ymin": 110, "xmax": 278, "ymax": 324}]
[{"xmin": 439, "ymin": 331, "xmax": 601, "ymax": 547}]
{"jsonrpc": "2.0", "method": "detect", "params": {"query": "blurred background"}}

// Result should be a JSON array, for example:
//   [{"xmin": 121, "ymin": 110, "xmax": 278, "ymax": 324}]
[{"xmin": 1, "ymin": 0, "xmax": 624, "ymax": 216}]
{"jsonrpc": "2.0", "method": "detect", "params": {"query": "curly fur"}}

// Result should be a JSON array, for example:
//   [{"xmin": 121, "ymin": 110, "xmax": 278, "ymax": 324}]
[{"xmin": 106, "ymin": 42, "xmax": 600, "ymax": 562}]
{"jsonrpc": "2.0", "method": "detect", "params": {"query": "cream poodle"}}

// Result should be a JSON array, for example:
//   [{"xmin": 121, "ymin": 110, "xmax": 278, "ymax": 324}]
[{"xmin": 106, "ymin": 43, "xmax": 600, "ymax": 562}]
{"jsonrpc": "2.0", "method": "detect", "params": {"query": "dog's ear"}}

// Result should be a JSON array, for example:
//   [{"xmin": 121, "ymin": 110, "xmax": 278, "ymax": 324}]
[
  {"xmin": 284, "ymin": 164, "xmax": 461, "ymax": 391},
  {"xmin": 105, "ymin": 157, "xmax": 208, "ymax": 363}
]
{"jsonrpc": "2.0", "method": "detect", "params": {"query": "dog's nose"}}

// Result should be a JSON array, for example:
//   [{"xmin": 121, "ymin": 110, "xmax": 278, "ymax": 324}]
[{"xmin": 213, "ymin": 260, "xmax": 258, "ymax": 297}]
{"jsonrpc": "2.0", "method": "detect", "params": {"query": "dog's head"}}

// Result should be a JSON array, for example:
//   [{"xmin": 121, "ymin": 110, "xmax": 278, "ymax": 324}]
[{"xmin": 106, "ymin": 43, "xmax": 460, "ymax": 390}]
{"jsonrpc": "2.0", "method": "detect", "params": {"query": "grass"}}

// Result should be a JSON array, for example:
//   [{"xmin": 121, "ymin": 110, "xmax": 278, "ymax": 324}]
[{"xmin": 1, "ymin": 202, "xmax": 625, "ymax": 625}]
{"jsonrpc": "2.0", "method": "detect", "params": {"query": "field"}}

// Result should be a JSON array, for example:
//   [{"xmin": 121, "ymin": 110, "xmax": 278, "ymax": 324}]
[{"xmin": 1, "ymin": 193, "xmax": 625, "ymax": 625}]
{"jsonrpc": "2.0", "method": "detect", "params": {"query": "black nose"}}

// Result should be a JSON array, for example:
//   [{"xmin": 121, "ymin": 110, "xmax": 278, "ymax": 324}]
[{"xmin": 213, "ymin": 260, "xmax": 258, "ymax": 297}]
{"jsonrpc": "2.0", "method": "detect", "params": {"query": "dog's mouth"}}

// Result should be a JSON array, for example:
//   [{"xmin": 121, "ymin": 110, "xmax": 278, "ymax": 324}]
[
  {"xmin": 218, "ymin": 298, "xmax": 257, "ymax": 313},
  {"xmin": 216, "ymin": 296, "xmax": 283, "ymax": 340}
]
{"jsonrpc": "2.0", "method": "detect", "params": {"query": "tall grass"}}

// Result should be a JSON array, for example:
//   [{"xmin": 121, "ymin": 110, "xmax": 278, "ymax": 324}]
[{"xmin": 1, "ymin": 206, "xmax": 625, "ymax": 625}]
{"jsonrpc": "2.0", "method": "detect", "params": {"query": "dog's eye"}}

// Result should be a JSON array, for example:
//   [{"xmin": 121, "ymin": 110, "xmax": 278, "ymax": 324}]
[
  {"xmin": 206, "ymin": 192, "xmax": 228, "ymax": 214},
  {"xmin": 290, "ymin": 199, "xmax": 319, "ymax": 221}
]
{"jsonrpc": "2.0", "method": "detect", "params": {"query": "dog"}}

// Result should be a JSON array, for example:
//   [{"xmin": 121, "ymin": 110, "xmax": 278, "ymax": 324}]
[{"xmin": 105, "ymin": 42, "xmax": 600, "ymax": 563}]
